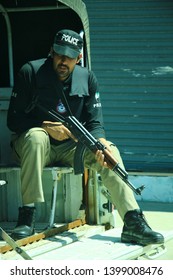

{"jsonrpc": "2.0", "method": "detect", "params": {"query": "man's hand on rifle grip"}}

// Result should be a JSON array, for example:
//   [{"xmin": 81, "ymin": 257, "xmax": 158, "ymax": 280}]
[
  {"xmin": 41, "ymin": 121, "xmax": 77, "ymax": 142},
  {"xmin": 95, "ymin": 138, "xmax": 111, "ymax": 168}
]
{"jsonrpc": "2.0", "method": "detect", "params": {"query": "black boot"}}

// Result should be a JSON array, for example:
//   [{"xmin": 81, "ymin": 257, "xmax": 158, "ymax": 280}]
[
  {"xmin": 121, "ymin": 209, "xmax": 164, "ymax": 246},
  {"xmin": 11, "ymin": 206, "xmax": 36, "ymax": 240}
]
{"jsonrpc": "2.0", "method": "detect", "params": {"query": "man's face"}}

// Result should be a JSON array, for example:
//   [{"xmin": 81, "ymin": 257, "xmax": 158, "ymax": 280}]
[{"xmin": 52, "ymin": 52, "xmax": 80, "ymax": 81}]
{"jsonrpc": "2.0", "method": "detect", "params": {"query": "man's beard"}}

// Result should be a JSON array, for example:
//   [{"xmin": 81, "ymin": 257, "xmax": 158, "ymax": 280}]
[{"xmin": 56, "ymin": 64, "xmax": 70, "ymax": 80}]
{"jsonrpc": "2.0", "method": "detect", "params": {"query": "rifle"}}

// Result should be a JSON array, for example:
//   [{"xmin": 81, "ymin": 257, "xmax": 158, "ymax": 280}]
[
  {"xmin": 38, "ymin": 104, "xmax": 145, "ymax": 196},
  {"xmin": 37, "ymin": 104, "xmax": 145, "ymax": 195}
]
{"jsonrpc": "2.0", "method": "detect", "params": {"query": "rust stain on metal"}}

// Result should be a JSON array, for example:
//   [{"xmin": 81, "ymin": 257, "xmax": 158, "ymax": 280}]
[{"xmin": 0, "ymin": 218, "xmax": 86, "ymax": 254}]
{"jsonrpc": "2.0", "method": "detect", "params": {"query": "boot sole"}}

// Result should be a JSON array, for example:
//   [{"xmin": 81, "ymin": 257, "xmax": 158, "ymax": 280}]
[
  {"xmin": 11, "ymin": 230, "xmax": 35, "ymax": 241},
  {"xmin": 121, "ymin": 233, "xmax": 164, "ymax": 246}
]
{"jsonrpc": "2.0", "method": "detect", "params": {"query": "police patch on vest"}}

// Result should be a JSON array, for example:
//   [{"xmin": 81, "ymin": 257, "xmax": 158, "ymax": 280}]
[
  {"xmin": 56, "ymin": 99, "xmax": 67, "ymax": 114},
  {"xmin": 95, "ymin": 92, "xmax": 100, "ymax": 102},
  {"xmin": 93, "ymin": 92, "xmax": 101, "ymax": 108}
]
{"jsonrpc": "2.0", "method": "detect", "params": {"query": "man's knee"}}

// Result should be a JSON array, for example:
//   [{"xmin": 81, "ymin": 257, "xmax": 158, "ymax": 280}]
[{"xmin": 25, "ymin": 127, "xmax": 49, "ymax": 147}]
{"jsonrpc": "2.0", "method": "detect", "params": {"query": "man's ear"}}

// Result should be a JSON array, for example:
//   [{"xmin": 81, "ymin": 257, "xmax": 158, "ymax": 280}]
[{"xmin": 76, "ymin": 53, "xmax": 83, "ymax": 64}]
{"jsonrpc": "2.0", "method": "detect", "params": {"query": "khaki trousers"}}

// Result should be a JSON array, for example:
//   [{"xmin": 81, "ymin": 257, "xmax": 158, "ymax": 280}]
[{"xmin": 12, "ymin": 127, "xmax": 139, "ymax": 219}]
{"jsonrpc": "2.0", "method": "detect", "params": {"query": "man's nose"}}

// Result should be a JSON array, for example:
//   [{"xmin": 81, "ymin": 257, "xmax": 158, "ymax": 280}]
[{"xmin": 61, "ymin": 56, "xmax": 67, "ymax": 62}]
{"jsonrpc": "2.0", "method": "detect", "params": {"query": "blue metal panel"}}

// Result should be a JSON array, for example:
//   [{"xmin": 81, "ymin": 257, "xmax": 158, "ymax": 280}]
[{"xmin": 84, "ymin": 0, "xmax": 173, "ymax": 172}]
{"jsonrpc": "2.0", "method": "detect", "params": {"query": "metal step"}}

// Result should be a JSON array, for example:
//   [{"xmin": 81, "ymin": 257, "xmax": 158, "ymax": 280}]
[{"xmin": 1, "ymin": 225, "xmax": 173, "ymax": 260}]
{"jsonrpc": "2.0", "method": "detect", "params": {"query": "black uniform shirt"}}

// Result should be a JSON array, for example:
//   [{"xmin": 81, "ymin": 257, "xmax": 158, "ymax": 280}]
[{"xmin": 7, "ymin": 57, "xmax": 106, "ymax": 144}]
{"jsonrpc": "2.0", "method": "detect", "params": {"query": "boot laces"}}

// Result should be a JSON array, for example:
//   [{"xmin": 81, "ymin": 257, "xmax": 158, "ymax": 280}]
[{"xmin": 137, "ymin": 211, "xmax": 151, "ymax": 230}]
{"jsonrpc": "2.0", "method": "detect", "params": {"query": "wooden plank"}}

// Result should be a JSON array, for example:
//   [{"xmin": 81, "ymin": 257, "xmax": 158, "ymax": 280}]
[
  {"xmin": 2, "ymin": 227, "xmax": 173, "ymax": 260},
  {"xmin": 0, "ymin": 219, "xmax": 86, "ymax": 254},
  {"xmin": 0, "ymin": 224, "xmax": 104, "ymax": 260}
]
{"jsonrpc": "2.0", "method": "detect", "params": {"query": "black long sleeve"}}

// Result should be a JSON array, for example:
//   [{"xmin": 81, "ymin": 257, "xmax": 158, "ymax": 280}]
[{"xmin": 7, "ymin": 58, "xmax": 106, "ymax": 141}]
